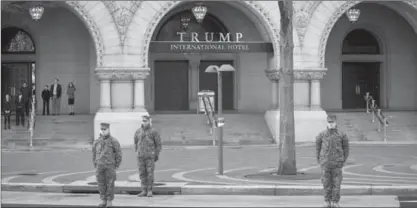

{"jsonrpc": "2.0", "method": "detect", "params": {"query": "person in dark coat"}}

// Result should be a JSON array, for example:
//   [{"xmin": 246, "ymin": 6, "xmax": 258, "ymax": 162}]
[
  {"xmin": 15, "ymin": 92, "xmax": 25, "ymax": 126},
  {"xmin": 3, "ymin": 94, "xmax": 12, "ymax": 129},
  {"xmin": 50, "ymin": 78, "xmax": 62, "ymax": 116},
  {"xmin": 42, "ymin": 85, "xmax": 51, "ymax": 115},
  {"xmin": 20, "ymin": 81, "xmax": 31, "ymax": 116}
]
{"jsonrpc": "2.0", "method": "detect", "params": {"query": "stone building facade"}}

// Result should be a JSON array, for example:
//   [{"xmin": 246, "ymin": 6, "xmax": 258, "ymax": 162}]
[{"xmin": 2, "ymin": 1, "xmax": 417, "ymax": 146}]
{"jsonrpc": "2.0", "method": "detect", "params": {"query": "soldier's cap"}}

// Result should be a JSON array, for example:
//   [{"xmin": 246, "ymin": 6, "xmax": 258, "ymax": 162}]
[
  {"xmin": 100, "ymin": 123, "xmax": 110, "ymax": 128},
  {"xmin": 327, "ymin": 115, "xmax": 337, "ymax": 122}
]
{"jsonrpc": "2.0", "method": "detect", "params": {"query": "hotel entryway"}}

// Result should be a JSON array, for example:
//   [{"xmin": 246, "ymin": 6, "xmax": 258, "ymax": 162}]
[
  {"xmin": 342, "ymin": 62, "xmax": 380, "ymax": 109},
  {"xmin": 154, "ymin": 61, "xmax": 189, "ymax": 111}
]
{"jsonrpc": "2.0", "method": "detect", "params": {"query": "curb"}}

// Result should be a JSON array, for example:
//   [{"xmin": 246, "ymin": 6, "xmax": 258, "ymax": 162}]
[{"xmin": 3, "ymin": 182, "xmax": 417, "ymax": 196}]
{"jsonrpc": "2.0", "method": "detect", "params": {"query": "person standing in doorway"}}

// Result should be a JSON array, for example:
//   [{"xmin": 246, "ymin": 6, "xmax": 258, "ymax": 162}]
[
  {"xmin": 50, "ymin": 78, "xmax": 62, "ymax": 116},
  {"xmin": 134, "ymin": 115, "xmax": 162, "ymax": 197},
  {"xmin": 3, "ymin": 94, "xmax": 12, "ymax": 130},
  {"xmin": 41, "ymin": 85, "xmax": 51, "ymax": 115},
  {"xmin": 20, "ymin": 81, "xmax": 31, "ymax": 116},
  {"xmin": 316, "ymin": 115, "xmax": 350, "ymax": 208},
  {"xmin": 15, "ymin": 92, "xmax": 25, "ymax": 126},
  {"xmin": 92, "ymin": 123, "xmax": 123, "ymax": 207},
  {"xmin": 67, "ymin": 82, "xmax": 76, "ymax": 115}
]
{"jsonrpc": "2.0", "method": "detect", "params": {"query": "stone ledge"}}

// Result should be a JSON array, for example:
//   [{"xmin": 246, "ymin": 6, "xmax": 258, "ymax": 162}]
[{"xmin": 3, "ymin": 182, "xmax": 417, "ymax": 196}]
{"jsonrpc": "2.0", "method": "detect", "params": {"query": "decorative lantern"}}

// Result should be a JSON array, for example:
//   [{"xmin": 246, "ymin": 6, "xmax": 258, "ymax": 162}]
[
  {"xmin": 29, "ymin": 6, "xmax": 44, "ymax": 21},
  {"xmin": 180, "ymin": 16, "xmax": 191, "ymax": 31},
  {"xmin": 346, "ymin": 8, "xmax": 360, "ymax": 23},
  {"xmin": 192, "ymin": 4, "xmax": 207, "ymax": 23}
]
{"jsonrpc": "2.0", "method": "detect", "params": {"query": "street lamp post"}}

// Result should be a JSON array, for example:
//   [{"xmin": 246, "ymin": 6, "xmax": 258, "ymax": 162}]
[{"xmin": 205, "ymin": 64, "xmax": 235, "ymax": 175}]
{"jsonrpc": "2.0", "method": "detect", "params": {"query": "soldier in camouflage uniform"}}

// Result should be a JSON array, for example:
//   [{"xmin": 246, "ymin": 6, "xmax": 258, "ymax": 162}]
[
  {"xmin": 134, "ymin": 115, "xmax": 162, "ymax": 197},
  {"xmin": 316, "ymin": 115, "xmax": 349, "ymax": 208},
  {"xmin": 92, "ymin": 123, "xmax": 123, "ymax": 207}
]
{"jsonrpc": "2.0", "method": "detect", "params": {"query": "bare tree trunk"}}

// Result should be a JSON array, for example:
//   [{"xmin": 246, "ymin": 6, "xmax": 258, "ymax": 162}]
[{"xmin": 277, "ymin": 0, "xmax": 297, "ymax": 175}]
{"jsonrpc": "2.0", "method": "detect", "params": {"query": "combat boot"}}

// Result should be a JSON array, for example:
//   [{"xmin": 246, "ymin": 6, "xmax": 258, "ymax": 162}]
[
  {"xmin": 106, "ymin": 200, "xmax": 112, "ymax": 207},
  {"xmin": 147, "ymin": 191, "xmax": 153, "ymax": 197},
  {"xmin": 98, "ymin": 200, "xmax": 106, "ymax": 207},
  {"xmin": 137, "ymin": 191, "xmax": 147, "ymax": 197},
  {"xmin": 323, "ymin": 201, "xmax": 331, "ymax": 208},
  {"xmin": 332, "ymin": 202, "xmax": 340, "ymax": 208}
]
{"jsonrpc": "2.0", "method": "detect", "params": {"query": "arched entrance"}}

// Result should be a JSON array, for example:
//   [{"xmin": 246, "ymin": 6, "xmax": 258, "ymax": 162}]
[
  {"xmin": 145, "ymin": 2, "xmax": 277, "ymax": 113},
  {"xmin": 341, "ymin": 29, "xmax": 381, "ymax": 109},
  {"xmin": 320, "ymin": 2, "xmax": 417, "ymax": 110},
  {"xmin": 1, "ymin": 27, "xmax": 36, "ymax": 113},
  {"xmin": 152, "ymin": 10, "xmax": 234, "ymax": 112}
]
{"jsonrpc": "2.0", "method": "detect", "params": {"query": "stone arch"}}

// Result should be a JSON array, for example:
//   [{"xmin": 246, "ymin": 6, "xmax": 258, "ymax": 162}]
[
  {"xmin": 303, "ymin": 0, "xmax": 417, "ymax": 68},
  {"xmin": 125, "ymin": 1, "xmax": 292, "ymax": 69},
  {"xmin": 63, "ymin": 1, "xmax": 121, "ymax": 67}
]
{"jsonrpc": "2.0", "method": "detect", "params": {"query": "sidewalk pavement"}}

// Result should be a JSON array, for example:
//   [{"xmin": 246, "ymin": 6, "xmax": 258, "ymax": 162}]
[{"xmin": 0, "ymin": 191, "xmax": 401, "ymax": 207}]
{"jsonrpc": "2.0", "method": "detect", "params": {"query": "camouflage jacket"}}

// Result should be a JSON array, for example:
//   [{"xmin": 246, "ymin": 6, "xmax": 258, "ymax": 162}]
[
  {"xmin": 134, "ymin": 126, "xmax": 162, "ymax": 158},
  {"xmin": 316, "ymin": 128, "xmax": 349, "ymax": 168},
  {"xmin": 92, "ymin": 135, "xmax": 122, "ymax": 168}
]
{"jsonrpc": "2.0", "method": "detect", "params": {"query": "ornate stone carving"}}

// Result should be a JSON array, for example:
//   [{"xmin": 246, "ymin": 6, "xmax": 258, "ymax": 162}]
[
  {"xmin": 140, "ymin": 1, "xmax": 281, "ymax": 69},
  {"xmin": 317, "ymin": 0, "xmax": 417, "ymax": 67},
  {"xmin": 265, "ymin": 69, "xmax": 281, "ymax": 82},
  {"xmin": 103, "ymin": 1, "xmax": 142, "ymax": 50},
  {"xmin": 95, "ymin": 68, "xmax": 150, "ymax": 81},
  {"xmin": 294, "ymin": 70, "xmax": 326, "ymax": 80},
  {"xmin": 293, "ymin": 1, "xmax": 321, "ymax": 47},
  {"xmin": 66, "ymin": 1, "xmax": 105, "ymax": 67}
]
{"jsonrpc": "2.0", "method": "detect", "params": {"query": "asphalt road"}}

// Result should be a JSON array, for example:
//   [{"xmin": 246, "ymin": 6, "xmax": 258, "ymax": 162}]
[{"xmin": 2, "ymin": 144, "xmax": 417, "ymax": 186}]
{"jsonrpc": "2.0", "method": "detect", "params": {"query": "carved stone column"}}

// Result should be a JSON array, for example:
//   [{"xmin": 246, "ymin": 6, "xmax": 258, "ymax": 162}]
[
  {"xmin": 132, "ymin": 70, "xmax": 150, "ymax": 112},
  {"xmin": 110, "ymin": 71, "xmax": 134, "ymax": 111},
  {"xmin": 293, "ymin": 70, "xmax": 327, "ymax": 110},
  {"xmin": 189, "ymin": 58, "xmax": 201, "ymax": 110},
  {"xmin": 310, "ymin": 71, "xmax": 326, "ymax": 110},
  {"xmin": 265, "ymin": 69, "xmax": 281, "ymax": 109},
  {"xmin": 95, "ymin": 70, "xmax": 112, "ymax": 112}
]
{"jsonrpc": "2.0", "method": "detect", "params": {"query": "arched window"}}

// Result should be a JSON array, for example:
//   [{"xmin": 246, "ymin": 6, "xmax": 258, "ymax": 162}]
[
  {"xmin": 342, "ymin": 29, "xmax": 380, "ymax": 55},
  {"xmin": 1, "ymin": 27, "xmax": 35, "ymax": 53},
  {"xmin": 155, "ymin": 11, "xmax": 229, "ymax": 42}
]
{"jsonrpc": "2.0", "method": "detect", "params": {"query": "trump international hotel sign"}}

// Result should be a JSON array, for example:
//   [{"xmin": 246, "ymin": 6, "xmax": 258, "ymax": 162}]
[{"xmin": 150, "ymin": 32, "xmax": 273, "ymax": 53}]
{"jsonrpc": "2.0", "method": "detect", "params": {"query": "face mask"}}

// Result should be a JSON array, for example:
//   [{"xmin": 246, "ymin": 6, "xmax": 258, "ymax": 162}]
[
  {"xmin": 327, "ymin": 123, "xmax": 336, "ymax": 129},
  {"xmin": 100, "ymin": 129, "xmax": 109, "ymax": 136}
]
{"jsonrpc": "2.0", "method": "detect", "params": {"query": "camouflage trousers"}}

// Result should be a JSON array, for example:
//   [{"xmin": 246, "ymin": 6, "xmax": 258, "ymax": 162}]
[
  {"xmin": 95, "ymin": 165, "xmax": 117, "ymax": 201},
  {"xmin": 137, "ymin": 157, "xmax": 155, "ymax": 192},
  {"xmin": 321, "ymin": 167, "xmax": 343, "ymax": 203}
]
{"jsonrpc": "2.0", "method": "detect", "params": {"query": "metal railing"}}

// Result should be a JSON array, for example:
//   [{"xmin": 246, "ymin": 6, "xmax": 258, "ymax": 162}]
[
  {"xmin": 364, "ymin": 92, "xmax": 389, "ymax": 142},
  {"xmin": 202, "ymin": 94, "xmax": 216, "ymax": 146},
  {"xmin": 28, "ymin": 95, "xmax": 36, "ymax": 147}
]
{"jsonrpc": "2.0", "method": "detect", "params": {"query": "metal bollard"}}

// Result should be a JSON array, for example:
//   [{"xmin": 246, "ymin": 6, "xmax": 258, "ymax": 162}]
[
  {"xmin": 377, "ymin": 109, "xmax": 381, "ymax": 132},
  {"xmin": 365, "ymin": 92, "xmax": 370, "ymax": 113},
  {"xmin": 212, "ymin": 121, "xmax": 216, "ymax": 146},
  {"xmin": 371, "ymin": 100, "xmax": 375, "ymax": 122},
  {"xmin": 383, "ymin": 118, "xmax": 387, "ymax": 142}
]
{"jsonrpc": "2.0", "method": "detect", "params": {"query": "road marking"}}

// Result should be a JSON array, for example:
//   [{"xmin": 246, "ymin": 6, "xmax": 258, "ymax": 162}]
[
  {"xmin": 373, "ymin": 165, "xmax": 417, "ymax": 177},
  {"xmin": 126, "ymin": 169, "xmax": 180, "ymax": 181},
  {"xmin": 402, "ymin": 200, "xmax": 417, "ymax": 203},
  {"xmin": 299, "ymin": 165, "xmax": 320, "ymax": 172},
  {"xmin": 410, "ymin": 164, "xmax": 417, "ymax": 172},
  {"xmin": 2, "ymin": 171, "xmax": 66, "ymax": 183},
  {"xmin": 172, "ymin": 168, "xmax": 236, "ymax": 185},
  {"xmin": 259, "ymin": 165, "xmax": 319, "ymax": 174},
  {"xmin": 42, "ymin": 170, "xmax": 95, "ymax": 184},
  {"xmin": 85, "ymin": 169, "xmax": 137, "ymax": 182},
  {"xmin": 217, "ymin": 164, "xmax": 360, "ymax": 186},
  {"xmin": 344, "ymin": 164, "xmax": 417, "ymax": 180},
  {"xmin": 1, "ymin": 170, "xmax": 37, "ymax": 176}
]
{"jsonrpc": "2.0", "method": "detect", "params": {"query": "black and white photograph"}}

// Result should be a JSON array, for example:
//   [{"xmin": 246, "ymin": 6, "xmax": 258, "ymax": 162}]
[{"xmin": 1, "ymin": 1, "xmax": 417, "ymax": 207}]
